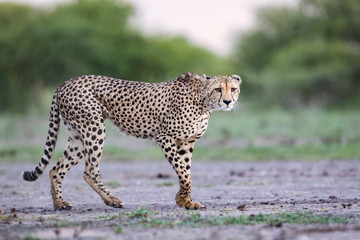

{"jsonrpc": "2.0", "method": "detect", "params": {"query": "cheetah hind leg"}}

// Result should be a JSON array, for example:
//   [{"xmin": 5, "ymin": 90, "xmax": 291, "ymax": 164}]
[
  {"xmin": 81, "ymin": 118, "xmax": 124, "ymax": 208},
  {"xmin": 50, "ymin": 163, "xmax": 72, "ymax": 210},
  {"xmin": 49, "ymin": 122, "xmax": 84, "ymax": 210}
]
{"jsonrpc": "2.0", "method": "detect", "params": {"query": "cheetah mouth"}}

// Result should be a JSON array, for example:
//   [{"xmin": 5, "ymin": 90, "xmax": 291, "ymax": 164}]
[
  {"xmin": 223, "ymin": 107, "xmax": 233, "ymax": 111},
  {"xmin": 220, "ymin": 106, "xmax": 233, "ymax": 111},
  {"xmin": 214, "ymin": 103, "xmax": 233, "ymax": 111}
]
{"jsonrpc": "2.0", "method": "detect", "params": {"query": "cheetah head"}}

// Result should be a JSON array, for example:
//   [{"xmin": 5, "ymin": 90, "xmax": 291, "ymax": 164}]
[{"xmin": 202, "ymin": 74, "xmax": 242, "ymax": 111}]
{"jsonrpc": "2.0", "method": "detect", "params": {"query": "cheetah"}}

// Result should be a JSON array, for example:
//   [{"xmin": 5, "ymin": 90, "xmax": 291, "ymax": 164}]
[{"xmin": 22, "ymin": 72, "xmax": 242, "ymax": 210}]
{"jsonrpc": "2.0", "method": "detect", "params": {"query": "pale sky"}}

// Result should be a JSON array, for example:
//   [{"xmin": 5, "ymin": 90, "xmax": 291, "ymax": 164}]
[{"xmin": 1, "ymin": 0, "xmax": 297, "ymax": 55}]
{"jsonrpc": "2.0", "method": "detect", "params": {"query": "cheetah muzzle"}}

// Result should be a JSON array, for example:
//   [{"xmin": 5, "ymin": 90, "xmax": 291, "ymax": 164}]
[{"xmin": 22, "ymin": 72, "xmax": 242, "ymax": 210}]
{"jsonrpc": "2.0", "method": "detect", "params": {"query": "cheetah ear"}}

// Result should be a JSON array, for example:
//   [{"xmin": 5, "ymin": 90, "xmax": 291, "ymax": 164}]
[
  {"xmin": 201, "ymin": 74, "xmax": 212, "ymax": 80},
  {"xmin": 201, "ymin": 74, "xmax": 209, "ymax": 84},
  {"xmin": 231, "ymin": 74, "xmax": 242, "ymax": 85},
  {"xmin": 202, "ymin": 74, "xmax": 213, "ymax": 91}
]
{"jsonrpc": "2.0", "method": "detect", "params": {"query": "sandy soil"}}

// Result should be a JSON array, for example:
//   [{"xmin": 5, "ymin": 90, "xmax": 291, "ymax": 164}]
[{"xmin": 0, "ymin": 160, "xmax": 359, "ymax": 240}]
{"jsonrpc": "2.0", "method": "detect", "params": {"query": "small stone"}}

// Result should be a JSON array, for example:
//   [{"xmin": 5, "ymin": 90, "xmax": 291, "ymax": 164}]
[
  {"xmin": 237, "ymin": 204, "xmax": 246, "ymax": 211},
  {"xmin": 275, "ymin": 222, "xmax": 282, "ymax": 228}
]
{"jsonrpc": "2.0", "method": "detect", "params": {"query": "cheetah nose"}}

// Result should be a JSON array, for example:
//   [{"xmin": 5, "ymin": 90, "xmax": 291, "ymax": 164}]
[{"xmin": 223, "ymin": 100, "xmax": 231, "ymax": 105}]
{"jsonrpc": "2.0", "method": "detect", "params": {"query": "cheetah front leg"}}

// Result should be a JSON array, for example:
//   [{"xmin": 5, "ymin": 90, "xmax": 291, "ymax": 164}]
[
  {"xmin": 156, "ymin": 135, "xmax": 204, "ymax": 210},
  {"xmin": 175, "ymin": 139, "xmax": 203, "ymax": 209}
]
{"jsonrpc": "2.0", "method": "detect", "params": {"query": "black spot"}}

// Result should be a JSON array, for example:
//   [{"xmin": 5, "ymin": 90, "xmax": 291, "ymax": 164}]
[{"xmin": 179, "ymin": 150, "xmax": 186, "ymax": 155}]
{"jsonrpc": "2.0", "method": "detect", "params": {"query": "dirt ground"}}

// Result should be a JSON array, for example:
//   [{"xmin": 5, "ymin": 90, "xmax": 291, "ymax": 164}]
[{"xmin": 0, "ymin": 160, "xmax": 359, "ymax": 240}]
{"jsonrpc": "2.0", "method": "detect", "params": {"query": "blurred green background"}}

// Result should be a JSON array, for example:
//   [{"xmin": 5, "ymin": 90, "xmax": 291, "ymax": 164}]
[{"xmin": 0, "ymin": 0, "xmax": 359, "ymax": 162}]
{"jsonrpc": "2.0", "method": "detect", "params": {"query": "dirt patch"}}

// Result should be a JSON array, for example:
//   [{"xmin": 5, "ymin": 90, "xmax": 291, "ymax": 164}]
[{"xmin": 0, "ymin": 160, "xmax": 359, "ymax": 240}]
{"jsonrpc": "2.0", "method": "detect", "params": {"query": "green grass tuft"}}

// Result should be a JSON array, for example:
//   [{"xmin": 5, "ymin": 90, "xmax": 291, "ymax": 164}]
[
  {"xmin": 114, "ymin": 226, "xmax": 123, "ymax": 234},
  {"xmin": 190, "ymin": 211, "xmax": 349, "ymax": 226},
  {"xmin": 23, "ymin": 236, "xmax": 42, "ymax": 240},
  {"xmin": 105, "ymin": 180, "xmax": 120, "ymax": 189},
  {"xmin": 129, "ymin": 206, "xmax": 155, "ymax": 219},
  {"xmin": 98, "ymin": 214, "xmax": 118, "ymax": 220},
  {"xmin": 121, "ymin": 210, "xmax": 349, "ymax": 229},
  {"xmin": 156, "ymin": 181, "xmax": 175, "ymax": 187}
]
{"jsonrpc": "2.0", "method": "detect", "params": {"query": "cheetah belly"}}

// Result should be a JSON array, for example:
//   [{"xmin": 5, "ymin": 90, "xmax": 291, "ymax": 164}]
[{"xmin": 106, "ymin": 105, "xmax": 162, "ymax": 139}]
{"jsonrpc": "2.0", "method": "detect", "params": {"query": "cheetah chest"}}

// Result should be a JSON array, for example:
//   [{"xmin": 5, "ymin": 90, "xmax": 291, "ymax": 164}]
[{"xmin": 189, "ymin": 113, "xmax": 210, "ymax": 139}]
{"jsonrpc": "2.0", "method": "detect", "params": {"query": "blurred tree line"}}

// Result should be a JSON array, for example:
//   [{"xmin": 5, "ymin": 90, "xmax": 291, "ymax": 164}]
[
  {"xmin": 234, "ymin": 0, "xmax": 360, "ymax": 108},
  {"xmin": 0, "ymin": 0, "xmax": 231, "ymax": 112},
  {"xmin": 1, "ymin": 0, "xmax": 359, "ymax": 113}
]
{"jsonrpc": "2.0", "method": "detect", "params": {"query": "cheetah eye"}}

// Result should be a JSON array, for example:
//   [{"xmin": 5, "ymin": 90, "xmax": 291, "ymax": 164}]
[
  {"xmin": 214, "ymin": 88, "xmax": 222, "ymax": 93},
  {"xmin": 231, "ymin": 88, "xmax": 237, "ymax": 92}
]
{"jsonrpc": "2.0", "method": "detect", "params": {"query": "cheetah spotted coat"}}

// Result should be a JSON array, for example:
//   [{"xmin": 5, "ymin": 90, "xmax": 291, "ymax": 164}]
[{"xmin": 23, "ymin": 72, "xmax": 241, "ymax": 210}]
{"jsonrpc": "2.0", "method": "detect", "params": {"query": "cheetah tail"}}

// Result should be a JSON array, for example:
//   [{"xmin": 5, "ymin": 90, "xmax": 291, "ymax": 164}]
[{"xmin": 22, "ymin": 94, "xmax": 60, "ymax": 181}]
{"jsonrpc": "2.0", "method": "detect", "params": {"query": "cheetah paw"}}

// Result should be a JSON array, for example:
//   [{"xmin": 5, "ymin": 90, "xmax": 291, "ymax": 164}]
[
  {"xmin": 104, "ymin": 196, "xmax": 125, "ymax": 208},
  {"xmin": 176, "ymin": 194, "xmax": 204, "ymax": 210},
  {"xmin": 185, "ymin": 202, "xmax": 205, "ymax": 210},
  {"xmin": 54, "ymin": 201, "xmax": 72, "ymax": 211}
]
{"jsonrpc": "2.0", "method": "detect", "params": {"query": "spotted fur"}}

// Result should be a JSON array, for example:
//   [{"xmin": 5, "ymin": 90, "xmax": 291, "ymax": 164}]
[{"xmin": 22, "ymin": 72, "xmax": 242, "ymax": 210}]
